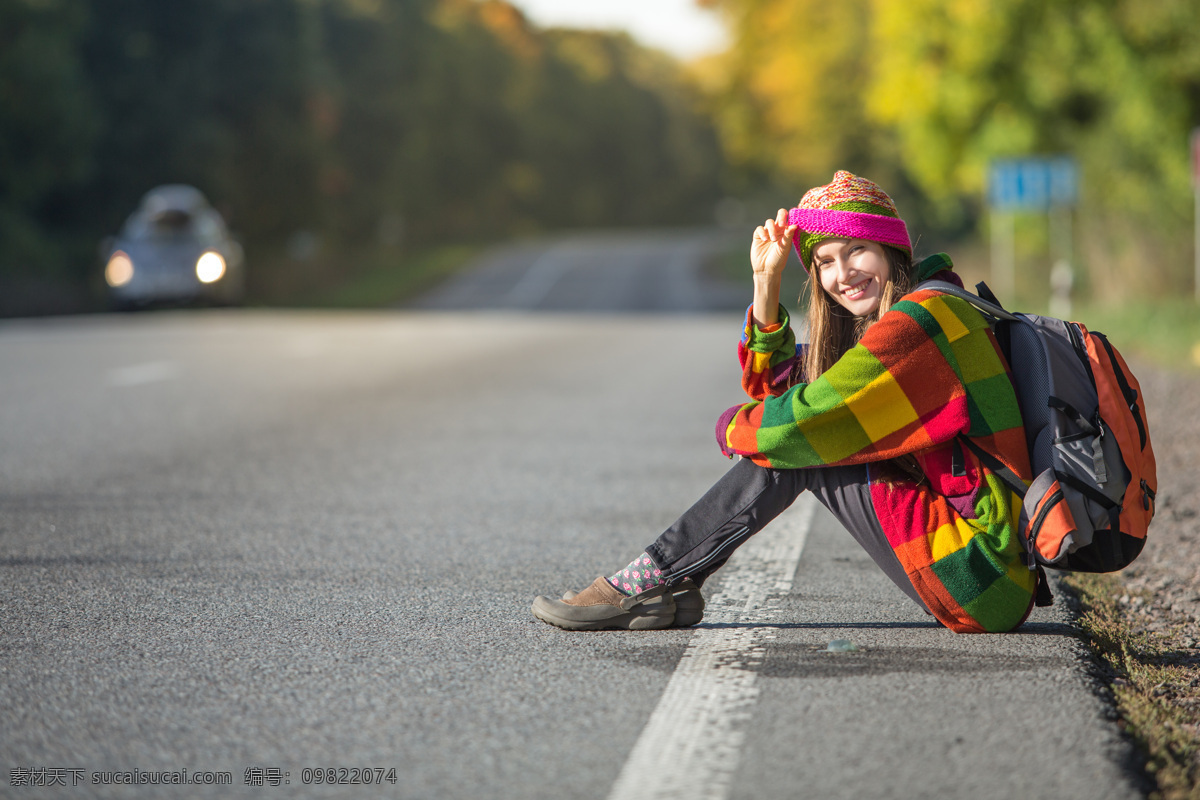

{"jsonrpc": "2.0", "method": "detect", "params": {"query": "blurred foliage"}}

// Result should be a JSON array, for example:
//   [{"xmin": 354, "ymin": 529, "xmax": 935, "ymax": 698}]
[
  {"xmin": 700, "ymin": 0, "xmax": 1200, "ymax": 301},
  {"xmin": 7, "ymin": 0, "xmax": 1200, "ymax": 312},
  {"xmin": 0, "ymin": 0, "xmax": 96, "ymax": 278},
  {"xmin": 1071, "ymin": 300, "xmax": 1200, "ymax": 372},
  {"xmin": 0, "ymin": 0, "xmax": 723, "ymax": 308}
]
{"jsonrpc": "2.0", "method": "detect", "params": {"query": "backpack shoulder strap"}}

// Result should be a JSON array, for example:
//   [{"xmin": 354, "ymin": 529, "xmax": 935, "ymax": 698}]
[
  {"xmin": 974, "ymin": 281, "xmax": 1003, "ymax": 307},
  {"xmin": 915, "ymin": 280, "xmax": 1020, "ymax": 323}
]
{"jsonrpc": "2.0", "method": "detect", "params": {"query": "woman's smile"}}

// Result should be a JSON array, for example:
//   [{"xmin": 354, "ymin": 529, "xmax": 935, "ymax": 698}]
[
  {"xmin": 842, "ymin": 277, "xmax": 872, "ymax": 300},
  {"xmin": 815, "ymin": 237, "xmax": 891, "ymax": 316}
]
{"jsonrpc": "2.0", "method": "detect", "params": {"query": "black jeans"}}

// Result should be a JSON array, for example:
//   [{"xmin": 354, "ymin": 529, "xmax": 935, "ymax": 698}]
[{"xmin": 645, "ymin": 458, "xmax": 927, "ymax": 610}]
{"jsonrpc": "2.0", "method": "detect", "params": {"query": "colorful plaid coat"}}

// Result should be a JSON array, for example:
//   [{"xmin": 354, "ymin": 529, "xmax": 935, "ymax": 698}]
[{"xmin": 716, "ymin": 254, "xmax": 1036, "ymax": 633}]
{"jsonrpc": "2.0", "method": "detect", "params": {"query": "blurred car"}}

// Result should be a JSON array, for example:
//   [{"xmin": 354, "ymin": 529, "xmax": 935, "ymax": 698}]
[{"xmin": 102, "ymin": 185, "xmax": 245, "ymax": 308}]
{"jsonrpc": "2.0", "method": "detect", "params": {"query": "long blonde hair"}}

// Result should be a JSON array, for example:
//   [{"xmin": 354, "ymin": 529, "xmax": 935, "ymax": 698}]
[{"xmin": 796, "ymin": 246, "xmax": 914, "ymax": 386}]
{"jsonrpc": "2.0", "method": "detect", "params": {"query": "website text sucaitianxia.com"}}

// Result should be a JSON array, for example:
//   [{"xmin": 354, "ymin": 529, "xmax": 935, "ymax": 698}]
[{"xmin": 9, "ymin": 766, "xmax": 399, "ymax": 788}]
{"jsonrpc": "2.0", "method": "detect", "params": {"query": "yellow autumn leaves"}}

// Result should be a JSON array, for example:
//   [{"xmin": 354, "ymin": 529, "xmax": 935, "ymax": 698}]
[{"xmin": 700, "ymin": 0, "xmax": 1200, "ymax": 297}]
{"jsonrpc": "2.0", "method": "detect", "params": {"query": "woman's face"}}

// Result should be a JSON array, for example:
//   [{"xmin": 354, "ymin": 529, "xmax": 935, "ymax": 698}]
[{"xmin": 813, "ymin": 237, "xmax": 891, "ymax": 317}]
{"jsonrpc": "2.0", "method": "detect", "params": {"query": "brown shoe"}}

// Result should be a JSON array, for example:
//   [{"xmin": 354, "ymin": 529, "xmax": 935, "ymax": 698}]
[
  {"xmin": 562, "ymin": 578, "xmax": 704, "ymax": 628},
  {"xmin": 532, "ymin": 577, "xmax": 675, "ymax": 631}
]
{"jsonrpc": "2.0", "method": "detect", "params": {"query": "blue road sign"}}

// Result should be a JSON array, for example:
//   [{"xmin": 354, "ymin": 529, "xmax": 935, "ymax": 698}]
[{"xmin": 989, "ymin": 157, "xmax": 1077, "ymax": 210}]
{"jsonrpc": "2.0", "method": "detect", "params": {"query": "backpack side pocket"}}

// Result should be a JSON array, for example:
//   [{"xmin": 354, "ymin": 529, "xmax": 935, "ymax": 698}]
[{"xmin": 1023, "ymin": 469, "xmax": 1078, "ymax": 565}]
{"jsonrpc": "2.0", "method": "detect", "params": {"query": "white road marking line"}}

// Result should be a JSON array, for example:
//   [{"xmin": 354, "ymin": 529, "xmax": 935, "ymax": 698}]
[
  {"xmin": 106, "ymin": 361, "xmax": 180, "ymax": 387},
  {"xmin": 606, "ymin": 495, "xmax": 815, "ymax": 800}
]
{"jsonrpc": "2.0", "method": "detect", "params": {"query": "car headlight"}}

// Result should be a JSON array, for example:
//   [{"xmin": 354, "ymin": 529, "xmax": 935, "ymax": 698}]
[
  {"xmin": 105, "ymin": 251, "xmax": 135, "ymax": 287},
  {"xmin": 196, "ymin": 251, "xmax": 226, "ymax": 284}
]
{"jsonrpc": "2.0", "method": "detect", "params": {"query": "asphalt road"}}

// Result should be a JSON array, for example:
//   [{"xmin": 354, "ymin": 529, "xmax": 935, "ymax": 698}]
[
  {"xmin": 0, "ymin": 229, "xmax": 1145, "ymax": 799},
  {"xmin": 412, "ymin": 228, "xmax": 746, "ymax": 312}
]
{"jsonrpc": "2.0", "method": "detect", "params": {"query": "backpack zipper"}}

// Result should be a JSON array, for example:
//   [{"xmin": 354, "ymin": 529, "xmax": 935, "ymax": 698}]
[
  {"xmin": 1141, "ymin": 479, "xmax": 1156, "ymax": 512},
  {"xmin": 1027, "ymin": 485, "xmax": 1065, "ymax": 565}
]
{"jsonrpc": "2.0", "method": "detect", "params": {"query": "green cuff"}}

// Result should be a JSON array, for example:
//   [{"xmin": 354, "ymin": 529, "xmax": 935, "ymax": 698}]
[{"xmin": 745, "ymin": 305, "xmax": 792, "ymax": 353}]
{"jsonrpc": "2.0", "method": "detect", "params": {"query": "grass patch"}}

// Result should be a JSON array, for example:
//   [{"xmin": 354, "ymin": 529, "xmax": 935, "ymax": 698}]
[
  {"xmin": 1063, "ymin": 572, "xmax": 1200, "ymax": 799},
  {"xmin": 249, "ymin": 243, "xmax": 484, "ymax": 309},
  {"xmin": 308, "ymin": 244, "xmax": 483, "ymax": 309},
  {"xmin": 1068, "ymin": 301, "xmax": 1200, "ymax": 373}
]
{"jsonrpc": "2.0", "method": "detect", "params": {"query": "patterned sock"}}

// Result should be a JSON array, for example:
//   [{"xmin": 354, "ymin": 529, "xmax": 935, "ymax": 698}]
[{"xmin": 607, "ymin": 552, "xmax": 665, "ymax": 596}]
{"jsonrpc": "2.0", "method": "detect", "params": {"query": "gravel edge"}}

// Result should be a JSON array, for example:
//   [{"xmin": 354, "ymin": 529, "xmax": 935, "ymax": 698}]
[{"xmin": 1063, "ymin": 360, "xmax": 1200, "ymax": 798}]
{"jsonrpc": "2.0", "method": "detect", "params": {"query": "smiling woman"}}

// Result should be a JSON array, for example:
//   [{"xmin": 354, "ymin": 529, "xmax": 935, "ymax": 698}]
[
  {"xmin": 813, "ymin": 238, "xmax": 891, "ymax": 317},
  {"xmin": 533, "ymin": 170, "xmax": 1045, "ymax": 635}
]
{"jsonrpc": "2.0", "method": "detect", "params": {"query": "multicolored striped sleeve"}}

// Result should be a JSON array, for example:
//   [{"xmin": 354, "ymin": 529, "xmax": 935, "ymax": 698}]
[
  {"xmin": 738, "ymin": 304, "xmax": 805, "ymax": 401},
  {"xmin": 717, "ymin": 292, "xmax": 1005, "ymax": 469}
]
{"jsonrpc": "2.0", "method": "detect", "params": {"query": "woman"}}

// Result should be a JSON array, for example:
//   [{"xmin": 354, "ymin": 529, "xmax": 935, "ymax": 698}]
[{"xmin": 531, "ymin": 171, "xmax": 1036, "ymax": 634}]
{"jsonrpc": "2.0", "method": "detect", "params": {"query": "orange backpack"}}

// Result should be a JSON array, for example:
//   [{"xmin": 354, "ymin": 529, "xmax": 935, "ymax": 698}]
[{"xmin": 922, "ymin": 281, "xmax": 1158, "ymax": 602}]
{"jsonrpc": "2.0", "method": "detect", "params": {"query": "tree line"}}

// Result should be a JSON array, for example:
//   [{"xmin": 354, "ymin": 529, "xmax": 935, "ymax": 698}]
[
  {"xmin": 5, "ymin": 0, "xmax": 1198, "ymax": 309},
  {"xmin": 0, "ymin": 0, "xmax": 724, "ymax": 306}
]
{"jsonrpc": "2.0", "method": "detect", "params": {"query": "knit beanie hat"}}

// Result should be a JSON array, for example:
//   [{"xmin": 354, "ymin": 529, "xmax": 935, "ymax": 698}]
[{"xmin": 788, "ymin": 171, "xmax": 911, "ymax": 268}]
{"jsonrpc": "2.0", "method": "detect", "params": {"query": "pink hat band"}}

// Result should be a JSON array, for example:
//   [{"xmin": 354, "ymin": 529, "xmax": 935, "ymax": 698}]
[{"xmin": 787, "ymin": 207, "xmax": 911, "ymax": 264}]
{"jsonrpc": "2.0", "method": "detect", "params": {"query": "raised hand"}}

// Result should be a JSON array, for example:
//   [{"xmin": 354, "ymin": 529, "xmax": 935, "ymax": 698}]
[
  {"xmin": 751, "ymin": 208, "xmax": 798, "ymax": 281},
  {"xmin": 750, "ymin": 208, "xmax": 798, "ymax": 327}
]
